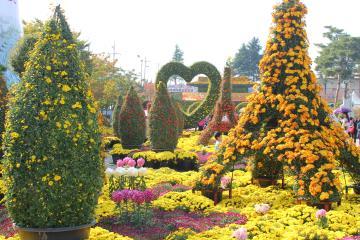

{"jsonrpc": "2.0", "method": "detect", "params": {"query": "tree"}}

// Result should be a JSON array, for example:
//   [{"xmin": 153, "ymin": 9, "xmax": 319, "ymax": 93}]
[
  {"xmin": 3, "ymin": 6, "xmax": 102, "ymax": 227},
  {"xmin": 119, "ymin": 86, "xmax": 146, "ymax": 148},
  {"xmin": 198, "ymin": 67, "xmax": 236, "ymax": 145},
  {"xmin": 232, "ymin": 37, "xmax": 262, "ymax": 80},
  {"xmin": 89, "ymin": 54, "xmax": 139, "ymax": 113},
  {"xmin": 198, "ymin": 0, "xmax": 360, "ymax": 204},
  {"xmin": 11, "ymin": 19, "xmax": 93, "ymax": 77},
  {"xmin": 170, "ymin": 44, "xmax": 184, "ymax": 85},
  {"xmin": 172, "ymin": 44, "xmax": 184, "ymax": 63},
  {"xmin": 315, "ymin": 26, "xmax": 360, "ymax": 106},
  {"xmin": 149, "ymin": 82, "xmax": 178, "ymax": 151}
]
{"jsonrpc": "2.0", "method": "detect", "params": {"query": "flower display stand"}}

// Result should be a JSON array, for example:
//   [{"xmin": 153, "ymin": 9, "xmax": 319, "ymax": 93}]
[{"xmin": 251, "ymin": 175, "xmax": 285, "ymax": 189}]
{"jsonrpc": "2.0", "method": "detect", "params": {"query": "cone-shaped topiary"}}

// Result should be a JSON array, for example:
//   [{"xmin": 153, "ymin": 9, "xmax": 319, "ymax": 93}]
[
  {"xmin": 175, "ymin": 102, "xmax": 185, "ymax": 136},
  {"xmin": 3, "ymin": 6, "xmax": 102, "ymax": 227},
  {"xmin": 119, "ymin": 86, "xmax": 146, "ymax": 148},
  {"xmin": 171, "ymin": 98, "xmax": 185, "ymax": 137},
  {"xmin": 112, "ymin": 95, "xmax": 123, "ymax": 138},
  {"xmin": 198, "ymin": 67, "xmax": 236, "ymax": 145},
  {"xmin": 149, "ymin": 82, "xmax": 178, "ymax": 151},
  {"xmin": 0, "ymin": 65, "xmax": 7, "ymax": 157},
  {"xmin": 197, "ymin": 0, "xmax": 360, "ymax": 204}
]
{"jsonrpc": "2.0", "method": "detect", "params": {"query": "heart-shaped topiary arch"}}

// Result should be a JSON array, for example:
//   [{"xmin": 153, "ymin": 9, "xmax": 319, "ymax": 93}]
[{"xmin": 156, "ymin": 61, "xmax": 221, "ymax": 128}]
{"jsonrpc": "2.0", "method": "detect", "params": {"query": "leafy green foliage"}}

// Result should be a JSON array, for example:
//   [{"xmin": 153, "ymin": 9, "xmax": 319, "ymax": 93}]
[
  {"xmin": 315, "ymin": 27, "xmax": 360, "ymax": 79},
  {"xmin": 10, "ymin": 35, "xmax": 38, "ymax": 77},
  {"xmin": 89, "ymin": 54, "xmax": 139, "ymax": 112},
  {"xmin": 0, "ymin": 66, "xmax": 7, "ymax": 156},
  {"xmin": 172, "ymin": 44, "xmax": 184, "ymax": 63},
  {"xmin": 10, "ymin": 18, "xmax": 93, "ymax": 77},
  {"xmin": 232, "ymin": 37, "xmax": 262, "ymax": 80},
  {"xmin": 3, "ymin": 6, "xmax": 102, "ymax": 228},
  {"xmin": 315, "ymin": 26, "xmax": 360, "ymax": 106},
  {"xmin": 156, "ymin": 62, "xmax": 221, "ymax": 128},
  {"xmin": 187, "ymin": 101, "xmax": 201, "ymax": 114},
  {"xmin": 119, "ymin": 86, "xmax": 146, "ymax": 148},
  {"xmin": 174, "ymin": 101, "xmax": 185, "ymax": 136},
  {"xmin": 112, "ymin": 95, "xmax": 123, "ymax": 138},
  {"xmin": 149, "ymin": 82, "xmax": 178, "ymax": 150}
]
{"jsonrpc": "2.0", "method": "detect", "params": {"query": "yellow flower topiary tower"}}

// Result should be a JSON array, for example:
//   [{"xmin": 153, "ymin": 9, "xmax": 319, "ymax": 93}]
[{"xmin": 197, "ymin": 0, "xmax": 360, "ymax": 204}]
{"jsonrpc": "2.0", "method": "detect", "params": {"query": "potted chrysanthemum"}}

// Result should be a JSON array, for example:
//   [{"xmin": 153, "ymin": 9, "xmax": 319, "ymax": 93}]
[{"xmin": 3, "ymin": 6, "xmax": 102, "ymax": 240}]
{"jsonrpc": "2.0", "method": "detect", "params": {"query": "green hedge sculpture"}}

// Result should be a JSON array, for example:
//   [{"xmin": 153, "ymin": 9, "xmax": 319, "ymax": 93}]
[
  {"xmin": 3, "ymin": 6, "xmax": 102, "ymax": 228},
  {"xmin": 119, "ymin": 86, "xmax": 146, "ymax": 148},
  {"xmin": 156, "ymin": 62, "xmax": 221, "ymax": 128},
  {"xmin": 149, "ymin": 82, "xmax": 178, "ymax": 151}
]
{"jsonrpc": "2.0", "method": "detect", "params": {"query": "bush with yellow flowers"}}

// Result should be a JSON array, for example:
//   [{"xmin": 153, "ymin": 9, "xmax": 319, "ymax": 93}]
[
  {"xmin": 165, "ymin": 227, "xmax": 196, "ymax": 240},
  {"xmin": 2, "ymin": 6, "xmax": 102, "ymax": 228},
  {"xmin": 103, "ymin": 136, "xmax": 120, "ymax": 150},
  {"xmin": 0, "ymin": 65, "xmax": 7, "ymax": 158},
  {"xmin": 184, "ymin": 203, "xmax": 359, "ymax": 239},
  {"xmin": 176, "ymin": 132, "xmax": 217, "ymax": 153},
  {"xmin": 152, "ymin": 191, "xmax": 214, "ymax": 212},
  {"xmin": 198, "ymin": 0, "xmax": 360, "ymax": 204}
]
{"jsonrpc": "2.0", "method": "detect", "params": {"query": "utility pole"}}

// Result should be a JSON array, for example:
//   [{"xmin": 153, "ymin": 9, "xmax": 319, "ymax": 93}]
[
  {"xmin": 111, "ymin": 41, "xmax": 121, "ymax": 62},
  {"xmin": 143, "ymin": 57, "xmax": 150, "ymax": 86}
]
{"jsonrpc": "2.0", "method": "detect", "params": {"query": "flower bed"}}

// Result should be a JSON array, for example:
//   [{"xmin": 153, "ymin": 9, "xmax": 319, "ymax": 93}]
[
  {"xmin": 131, "ymin": 150, "xmax": 199, "ymax": 171},
  {"xmin": 1, "ymin": 167, "xmax": 359, "ymax": 240},
  {"xmin": 97, "ymin": 209, "xmax": 247, "ymax": 240}
]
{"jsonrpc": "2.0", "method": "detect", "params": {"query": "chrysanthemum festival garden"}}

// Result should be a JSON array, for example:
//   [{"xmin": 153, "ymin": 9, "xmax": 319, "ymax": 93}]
[{"xmin": 0, "ymin": 0, "xmax": 360, "ymax": 239}]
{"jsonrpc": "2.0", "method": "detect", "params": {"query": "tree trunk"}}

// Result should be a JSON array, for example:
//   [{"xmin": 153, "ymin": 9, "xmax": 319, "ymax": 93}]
[{"xmin": 334, "ymin": 74, "xmax": 341, "ymax": 109}]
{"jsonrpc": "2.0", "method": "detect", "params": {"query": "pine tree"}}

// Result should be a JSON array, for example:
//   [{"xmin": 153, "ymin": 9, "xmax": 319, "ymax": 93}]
[
  {"xmin": 149, "ymin": 82, "xmax": 178, "ymax": 151},
  {"xmin": 3, "ymin": 6, "xmax": 102, "ymax": 227},
  {"xmin": 170, "ymin": 44, "xmax": 184, "ymax": 85},
  {"xmin": 232, "ymin": 37, "xmax": 262, "ymax": 80},
  {"xmin": 112, "ymin": 95, "xmax": 123, "ymax": 137},
  {"xmin": 201, "ymin": 0, "xmax": 360, "ymax": 203},
  {"xmin": 119, "ymin": 86, "xmax": 146, "ymax": 148},
  {"xmin": 198, "ymin": 67, "xmax": 236, "ymax": 145},
  {"xmin": 172, "ymin": 44, "xmax": 184, "ymax": 63}
]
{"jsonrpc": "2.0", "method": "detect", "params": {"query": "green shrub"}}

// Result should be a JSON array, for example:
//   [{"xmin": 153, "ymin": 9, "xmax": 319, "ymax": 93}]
[
  {"xmin": 187, "ymin": 101, "xmax": 201, "ymax": 114},
  {"xmin": 3, "ymin": 6, "xmax": 102, "ymax": 228},
  {"xmin": 149, "ymin": 82, "xmax": 178, "ymax": 150},
  {"xmin": 156, "ymin": 62, "xmax": 221, "ymax": 128},
  {"xmin": 119, "ymin": 86, "xmax": 146, "ymax": 148},
  {"xmin": 173, "ymin": 101, "xmax": 184, "ymax": 136},
  {"xmin": 112, "ymin": 95, "xmax": 123, "ymax": 138},
  {"xmin": 10, "ymin": 34, "xmax": 38, "ymax": 77},
  {"xmin": 0, "ymin": 66, "xmax": 7, "ymax": 156}
]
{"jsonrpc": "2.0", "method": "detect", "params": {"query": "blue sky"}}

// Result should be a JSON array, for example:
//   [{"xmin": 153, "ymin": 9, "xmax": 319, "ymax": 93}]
[{"xmin": 18, "ymin": 0, "xmax": 360, "ymax": 81}]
